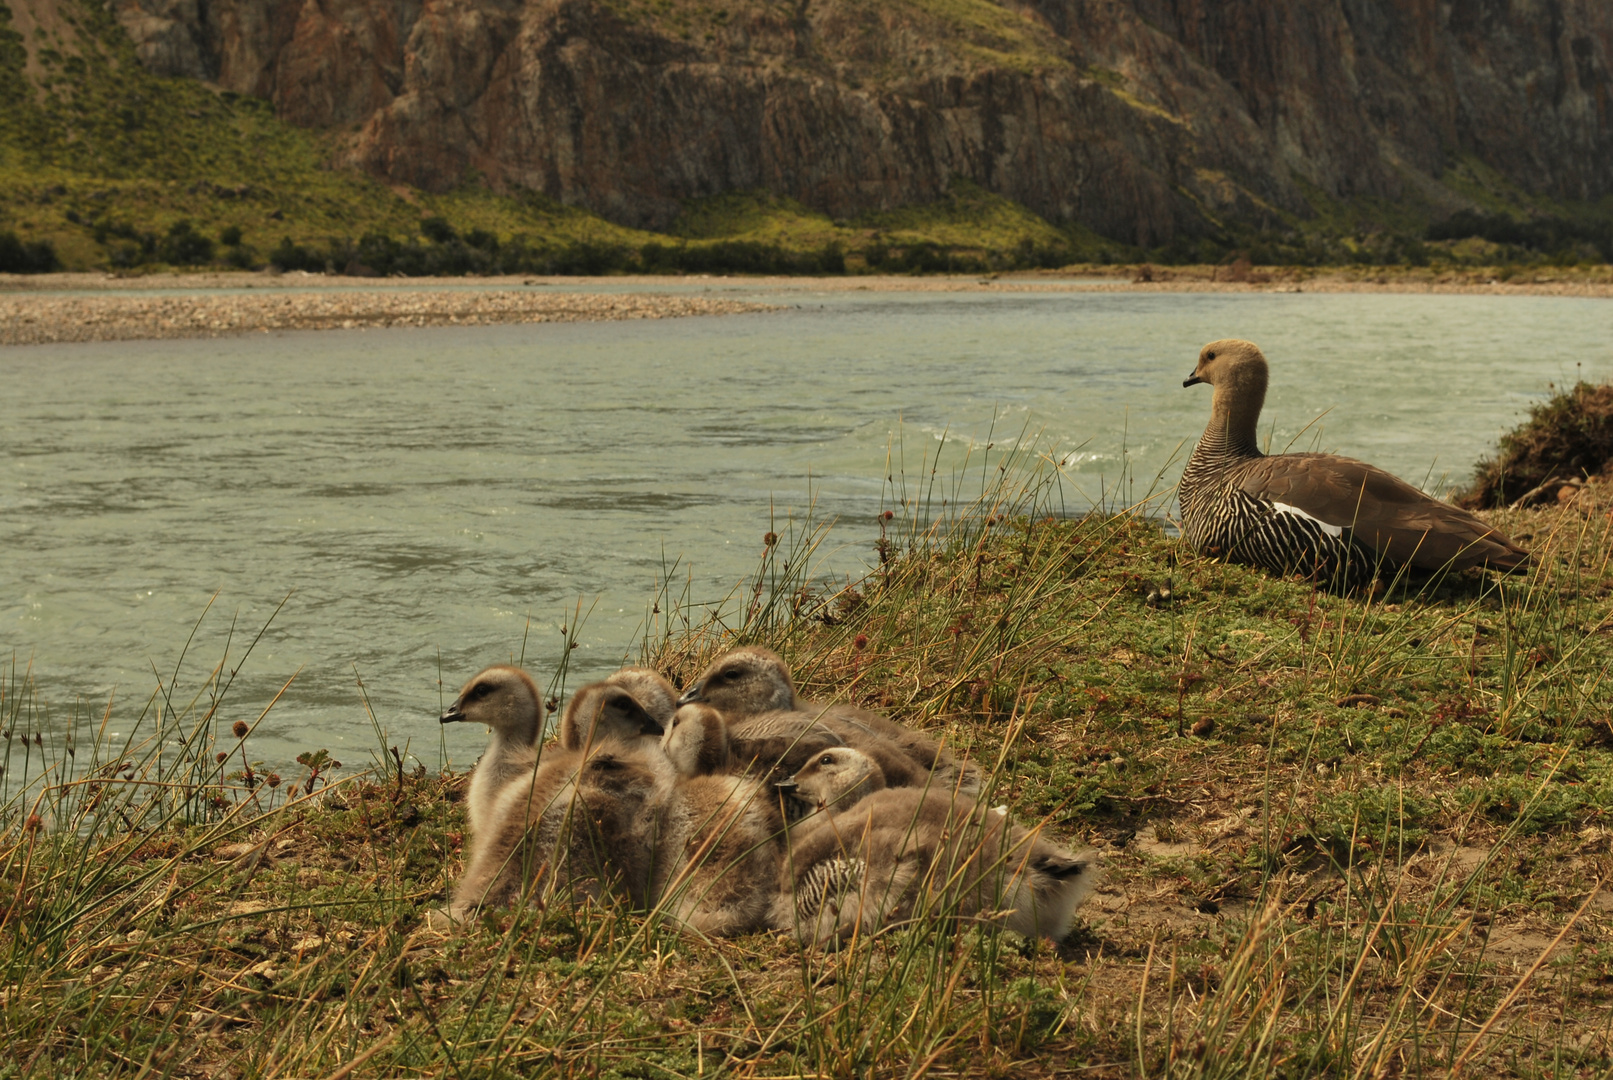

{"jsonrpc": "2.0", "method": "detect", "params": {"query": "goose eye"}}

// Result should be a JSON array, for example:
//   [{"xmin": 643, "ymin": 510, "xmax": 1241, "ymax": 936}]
[
  {"xmin": 820, "ymin": 755, "xmax": 834, "ymax": 766},
  {"xmin": 1205, "ymin": 351, "xmax": 1216, "ymax": 360},
  {"xmin": 467, "ymin": 683, "xmax": 492, "ymax": 700}
]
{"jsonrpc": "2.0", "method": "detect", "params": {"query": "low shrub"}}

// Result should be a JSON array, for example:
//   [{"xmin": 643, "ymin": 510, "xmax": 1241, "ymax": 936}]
[{"xmin": 0, "ymin": 229, "xmax": 60, "ymax": 272}]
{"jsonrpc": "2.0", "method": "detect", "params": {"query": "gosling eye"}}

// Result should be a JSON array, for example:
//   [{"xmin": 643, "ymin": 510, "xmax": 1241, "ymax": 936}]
[
  {"xmin": 466, "ymin": 683, "xmax": 493, "ymax": 701},
  {"xmin": 820, "ymin": 755, "xmax": 834, "ymax": 766},
  {"xmin": 1205, "ymin": 350, "xmax": 1216, "ymax": 361}
]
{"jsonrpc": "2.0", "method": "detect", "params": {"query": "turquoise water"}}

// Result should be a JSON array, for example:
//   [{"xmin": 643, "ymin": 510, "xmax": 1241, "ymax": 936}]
[{"xmin": 2, "ymin": 288, "xmax": 1607, "ymax": 771}]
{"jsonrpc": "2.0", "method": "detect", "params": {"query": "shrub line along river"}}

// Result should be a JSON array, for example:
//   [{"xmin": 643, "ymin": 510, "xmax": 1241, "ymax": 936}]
[{"xmin": 2, "ymin": 282, "xmax": 1608, "ymax": 771}]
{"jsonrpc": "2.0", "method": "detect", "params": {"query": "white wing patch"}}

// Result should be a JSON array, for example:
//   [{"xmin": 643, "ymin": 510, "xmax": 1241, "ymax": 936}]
[{"xmin": 1271, "ymin": 501, "xmax": 1345, "ymax": 538}]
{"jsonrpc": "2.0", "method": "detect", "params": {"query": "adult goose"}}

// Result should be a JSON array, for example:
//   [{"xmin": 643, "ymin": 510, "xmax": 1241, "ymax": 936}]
[{"xmin": 1179, "ymin": 339, "xmax": 1529, "ymax": 589}]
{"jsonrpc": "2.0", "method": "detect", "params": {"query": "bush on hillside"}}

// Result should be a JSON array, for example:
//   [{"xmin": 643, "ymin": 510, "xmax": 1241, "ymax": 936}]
[
  {"xmin": 0, "ymin": 230, "xmax": 59, "ymax": 273},
  {"xmin": 1459, "ymin": 381, "xmax": 1613, "ymax": 507},
  {"xmin": 158, "ymin": 220, "xmax": 214, "ymax": 265}
]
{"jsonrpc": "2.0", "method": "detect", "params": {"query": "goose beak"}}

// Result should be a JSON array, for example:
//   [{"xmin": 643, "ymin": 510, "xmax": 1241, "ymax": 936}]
[
  {"xmin": 773, "ymin": 778, "xmax": 798, "ymax": 791},
  {"xmin": 439, "ymin": 699, "xmax": 466, "ymax": 724},
  {"xmin": 1183, "ymin": 373, "xmax": 1204, "ymax": 387},
  {"xmin": 676, "ymin": 684, "xmax": 704, "ymax": 706}
]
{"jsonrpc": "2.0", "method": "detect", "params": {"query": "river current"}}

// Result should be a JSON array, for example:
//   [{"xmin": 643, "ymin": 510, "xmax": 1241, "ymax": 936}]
[{"xmin": 2, "ymin": 286, "xmax": 1607, "ymax": 771}]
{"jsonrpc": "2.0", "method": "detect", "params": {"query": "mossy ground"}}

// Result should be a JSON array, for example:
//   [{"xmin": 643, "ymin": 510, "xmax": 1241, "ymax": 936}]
[{"xmin": 6, "ymin": 443, "xmax": 1613, "ymax": 1077}]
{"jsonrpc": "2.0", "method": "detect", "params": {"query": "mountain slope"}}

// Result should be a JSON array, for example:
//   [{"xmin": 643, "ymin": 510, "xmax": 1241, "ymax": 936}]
[{"xmin": 105, "ymin": 0, "xmax": 1613, "ymax": 244}]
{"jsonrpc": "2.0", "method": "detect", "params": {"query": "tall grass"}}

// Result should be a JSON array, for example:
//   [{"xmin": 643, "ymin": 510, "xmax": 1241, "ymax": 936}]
[{"xmin": 3, "ymin": 435, "xmax": 1612, "ymax": 1077}]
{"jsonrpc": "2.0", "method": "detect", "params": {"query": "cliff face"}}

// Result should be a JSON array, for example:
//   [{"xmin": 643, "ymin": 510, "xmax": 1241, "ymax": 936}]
[{"xmin": 106, "ymin": 0, "xmax": 1613, "ymax": 242}]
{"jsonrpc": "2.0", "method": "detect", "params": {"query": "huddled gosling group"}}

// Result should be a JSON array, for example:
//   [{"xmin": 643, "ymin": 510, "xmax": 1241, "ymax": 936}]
[{"xmin": 439, "ymin": 647, "xmax": 1099, "ymax": 945}]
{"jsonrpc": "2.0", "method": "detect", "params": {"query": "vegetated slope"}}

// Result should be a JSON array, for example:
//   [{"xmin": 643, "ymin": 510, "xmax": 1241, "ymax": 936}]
[
  {"xmin": 4, "ymin": 0, "xmax": 1612, "ymax": 273},
  {"xmin": 0, "ymin": 0, "xmax": 1083, "ymax": 273},
  {"xmin": 108, "ymin": 0, "xmax": 1613, "ymax": 255}
]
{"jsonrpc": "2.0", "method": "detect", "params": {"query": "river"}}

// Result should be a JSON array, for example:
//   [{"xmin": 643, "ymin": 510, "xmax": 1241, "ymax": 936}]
[{"xmin": 2, "ymin": 286, "xmax": 1606, "ymax": 773}]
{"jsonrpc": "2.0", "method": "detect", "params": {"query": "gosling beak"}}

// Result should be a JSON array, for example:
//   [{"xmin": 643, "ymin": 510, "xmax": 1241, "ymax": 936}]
[
  {"xmin": 773, "ymin": 778, "xmax": 798, "ymax": 791},
  {"xmin": 676, "ymin": 684, "xmax": 704, "ymax": 706},
  {"xmin": 639, "ymin": 717, "xmax": 665, "ymax": 738},
  {"xmin": 1183, "ymin": 372, "xmax": 1204, "ymax": 387},
  {"xmin": 439, "ymin": 699, "xmax": 466, "ymax": 725}
]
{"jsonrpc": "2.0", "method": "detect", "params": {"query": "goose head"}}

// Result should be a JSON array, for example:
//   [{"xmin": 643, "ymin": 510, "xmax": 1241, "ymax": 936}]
[
  {"xmin": 676, "ymin": 646, "xmax": 798, "ymax": 716},
  {"xmin": 440, "ymin": 665, "xmax": 542, "ymax": 748},
  {"xmin": 777, "ymin": 746, "xmax": 886, "ymax": 812},
  {"xmin": 560, "ymin": 681, "xmax": 666, "ymax": 751},
  {"xmin": 1183, "ymin": 339, "xmax": 1269, "ymax": 399},
  {"xmin": 662, "ymin": 702, "xmax": 731, "ymax": 777}
]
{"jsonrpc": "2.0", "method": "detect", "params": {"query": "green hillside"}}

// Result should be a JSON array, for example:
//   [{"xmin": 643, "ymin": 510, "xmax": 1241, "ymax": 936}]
[{"xmin": 1, "ymin": 0, "xmax": 1610, "ymax": 275}]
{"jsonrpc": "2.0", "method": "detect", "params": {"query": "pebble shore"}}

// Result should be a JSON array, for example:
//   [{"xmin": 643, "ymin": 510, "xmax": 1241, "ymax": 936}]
[
  {"xmin": 2, "ymin": 266, "xmax": 1607, "ymax": 346},
  {"xmin": 0, "ymin": 289, "xmax": 777, "ymax": 346}
]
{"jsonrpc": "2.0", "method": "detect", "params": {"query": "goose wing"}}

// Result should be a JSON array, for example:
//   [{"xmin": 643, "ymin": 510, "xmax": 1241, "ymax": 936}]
[{"xmin": 1239, "ymin": 453, "xmax": 1529, "ymax": 572}]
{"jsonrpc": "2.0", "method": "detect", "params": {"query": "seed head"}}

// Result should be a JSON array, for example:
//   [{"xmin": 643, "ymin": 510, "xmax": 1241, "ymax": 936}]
[
  {"xmin": 266, "ymin": 773, "xmax": 282, "ymax": 788},
  {"xmin": 232, "ymin": 721, "xmax": 249, "ymax": 739},
  {"xmin": 763, "ymin": 532, "xmax": 779, "ymax": 547},
  {"xmin": 215, "ymin": 751, "xmax": 228, "ymax": 764},
  {"xmin": 24, "ymin": 814, "xmax": 42, "ymax": 834},
  {"xmin": 854, "ymin": 634, "xmax": 868, "ymax": 651},
  {"xmin": 882, "ymin": 510, "xmax": 894, "ymax": 520}
]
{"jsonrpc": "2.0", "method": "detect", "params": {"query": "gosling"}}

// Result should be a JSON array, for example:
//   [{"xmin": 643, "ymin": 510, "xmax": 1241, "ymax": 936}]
[
  {"xmin": 662, "ymin": 700, "xmax": 849, "ymax": 792},
  {"xmin": 773, "ymin": 788, "xmax": 1099, "ymax": 946},
  {"xmin": 775, "ymin": 745, "xmax": 887, "ymax": 817},
  {"xmin": 439, "ymin": 665, "xmax": 544, "ymax": 839},
  {"xmin": 656, "ymin": 771, "xmax": 786, "ymax": 936},
  {"xmin": 605, "ymin": 666, "xmax": 679, "ymax": 727},
  {"xmin": 679, "ymin": 646, "xmax": 976, "ymax": 793},
  {"xmin": 449, "ymin": 737, "xmax": 675, "ymax": 921},
  {"xmin": 559, "ymin": 679, "xmax": 667, "ymax": 751}
]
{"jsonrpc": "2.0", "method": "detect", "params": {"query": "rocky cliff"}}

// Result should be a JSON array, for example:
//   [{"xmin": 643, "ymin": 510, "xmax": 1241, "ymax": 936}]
[{"xmin": 102, "ymin": 0, "xmax": 1613, "ymax": 243}]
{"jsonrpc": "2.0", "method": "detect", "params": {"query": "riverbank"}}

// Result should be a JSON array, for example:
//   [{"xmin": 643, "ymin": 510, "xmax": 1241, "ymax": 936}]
[
  {"xmin": 0, "ymin": 289, "xmax": 777, "ymax": 346},
  {"xmin": 5, "ymin": 458, "xmax": 1613, "ymax": 1077},
  {"xmin": 7, "ymin": 265, "xmax": 1613, "ymax": 295},
  {"xmin": 2, "ymin": 265, "xmax": 1609, "ymax": 346}
]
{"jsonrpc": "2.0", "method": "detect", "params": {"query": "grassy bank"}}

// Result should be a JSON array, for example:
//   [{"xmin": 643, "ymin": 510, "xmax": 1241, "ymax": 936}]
[{"xmin": 5, "ymin": 438, "xmax": 1613, "ymax": 1077}]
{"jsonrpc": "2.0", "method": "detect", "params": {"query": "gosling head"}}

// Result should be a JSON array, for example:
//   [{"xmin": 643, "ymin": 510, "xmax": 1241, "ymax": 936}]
[
  {"xmin": 777, "ymin": 746, "xmax": 886, "ymax": 812},
  {"xmin": 1182, "ymin": 338, "xmax": 1269, "ymax": 399},
  {"xmin": 605, "ymin": 666, "xmax": 678, "ymax": 726},
  {"xmin": 661, "ymin": 702, "xmax": 731, "ymax": 777},
  {"xmin": 440, "ymin": 665, "xmax": 542, "ymax": 748},
  {"xmin": 676, "ymin": 646, "xmax": 799, "ymax": 717},
  {"xmin": 560, "ymin": 681, "xmax": 665, "ymax": 751}
]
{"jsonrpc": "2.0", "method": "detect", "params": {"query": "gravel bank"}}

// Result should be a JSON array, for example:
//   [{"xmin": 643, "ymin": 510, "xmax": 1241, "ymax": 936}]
[
  {"xmin": 6, "ymin": 268, "xmax": 1613, "ymax": 298},
  {"xmin": 2, "ymin": 268, "xmax": 1607, "ymax": 346},
  {"xmin": 0, "ymin": 290, "xmax": 777, "ymax": 346}
]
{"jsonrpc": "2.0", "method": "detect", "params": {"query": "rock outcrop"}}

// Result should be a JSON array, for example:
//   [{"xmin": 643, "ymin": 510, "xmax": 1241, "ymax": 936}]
[{"xmin": 106, "ymin": 0, "xmax": 1613, "ymax": 242}]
